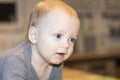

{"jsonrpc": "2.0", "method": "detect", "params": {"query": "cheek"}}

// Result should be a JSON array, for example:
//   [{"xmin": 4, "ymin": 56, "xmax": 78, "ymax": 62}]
[
  {"xmin": 64, "ymin": 47, "xmax": 73, "ymax": 61},
  {"xmin": 68, "ymin": 43, "xmax": 75, "ymax": 54},
  {"xmin": 42, "ymin": 37, "xmax": 59, "ymax": 51},
  {"xmin": 67, "ymin": 45, "xmax": 74, "ymax": 56},
  {"xmin": 69, "ymin": 47, "xmax": 73, "ymax": 54}
]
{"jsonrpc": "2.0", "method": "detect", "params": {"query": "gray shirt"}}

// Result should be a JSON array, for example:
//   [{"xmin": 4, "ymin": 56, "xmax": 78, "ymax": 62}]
[{"xmin": 0, "ymin": 41, "xmax": 63, "ymax": 80}]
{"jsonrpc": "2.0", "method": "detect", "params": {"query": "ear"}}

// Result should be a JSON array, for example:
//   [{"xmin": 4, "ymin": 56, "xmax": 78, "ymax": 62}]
[{"xmin": 28, "ymin": 26, "xmax": 38, "ymax": 44}]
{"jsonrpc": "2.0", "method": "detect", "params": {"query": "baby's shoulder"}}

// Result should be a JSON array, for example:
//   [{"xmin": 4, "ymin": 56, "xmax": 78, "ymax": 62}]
[{"xmin": 0, "ymin": 42, "xmax": 29, "ymax": 66}]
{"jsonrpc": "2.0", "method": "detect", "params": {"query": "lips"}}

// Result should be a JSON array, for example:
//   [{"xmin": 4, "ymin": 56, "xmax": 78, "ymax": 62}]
[{"xmin": 56, "ymin": 52, "xmax": 66, "ymax": 59}]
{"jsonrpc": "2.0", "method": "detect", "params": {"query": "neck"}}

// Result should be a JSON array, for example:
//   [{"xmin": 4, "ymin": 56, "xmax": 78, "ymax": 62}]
[{"xmin": 31, "ymin": 44, "xmax": 52, "ymax": 79}]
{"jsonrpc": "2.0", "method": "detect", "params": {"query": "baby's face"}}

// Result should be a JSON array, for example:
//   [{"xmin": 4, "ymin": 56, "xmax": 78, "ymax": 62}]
[{"xmin": 35, "ymin": 7, "xmax": 80, "ymax": 64}]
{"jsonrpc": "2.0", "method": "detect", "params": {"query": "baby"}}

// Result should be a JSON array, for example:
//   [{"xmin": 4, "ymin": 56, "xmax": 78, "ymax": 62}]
[{"xmin": 0, "ymin": 0, "xmax": 80, "ymax": 80}]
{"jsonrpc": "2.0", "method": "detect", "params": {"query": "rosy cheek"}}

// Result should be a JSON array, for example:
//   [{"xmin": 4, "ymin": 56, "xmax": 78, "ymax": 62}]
[{"xmin": 68, "ymin": 48, "xmax": 73, "ymax": 56}]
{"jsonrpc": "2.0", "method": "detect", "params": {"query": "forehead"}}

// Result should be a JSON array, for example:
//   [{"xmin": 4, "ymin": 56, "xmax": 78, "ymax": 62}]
[
  {"xmin": 36, "ymin": 7, "xmax": 79, "ymax": 30},
  {"xmin": 36, "ymin": 8, "xmax": 80, "ymax": 37}
]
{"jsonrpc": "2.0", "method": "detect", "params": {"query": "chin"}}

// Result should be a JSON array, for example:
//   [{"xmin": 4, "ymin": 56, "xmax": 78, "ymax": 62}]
[
  {"xmin": 53, "ymin": 62, "xmax": 62, "ymax": 65},
  {"xmin": 52, "ymin": 62, "xmax": 63, "ymax": 66},
  {"xmin": 51, "ymin": 60, "xmax": 63, "ymax": 65}
]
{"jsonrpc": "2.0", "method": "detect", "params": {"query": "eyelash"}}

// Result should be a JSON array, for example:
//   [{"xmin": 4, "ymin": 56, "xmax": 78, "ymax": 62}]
[
  {"xmin": 54, "ymin": 33, "xmax": 76, "ymax": 42},
  {"xmin": 69, "ymin": 38, "xmax": 76, "ymax": 42},
  {"xmin": 54, "ymin": 34, "xmax": 62, "ymax": 39}
]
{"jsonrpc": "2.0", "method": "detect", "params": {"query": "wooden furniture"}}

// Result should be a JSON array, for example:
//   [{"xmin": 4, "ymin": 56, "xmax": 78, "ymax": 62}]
[
  {"xmin": 64, "ymin": 52, "xmax": 120, "ymax": 78},
  {"xmin": 63, "ymin": 67, "xmax": 119, "ymax": 80}
]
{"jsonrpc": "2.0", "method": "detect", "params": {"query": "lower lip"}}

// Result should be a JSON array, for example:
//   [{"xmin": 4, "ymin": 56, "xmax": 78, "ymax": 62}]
[{"xmin": 56, "ymin": 53, "xmax": 65, "ymax": 59}]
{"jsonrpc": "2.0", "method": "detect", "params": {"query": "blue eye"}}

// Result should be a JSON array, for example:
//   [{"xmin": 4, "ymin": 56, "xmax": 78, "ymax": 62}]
[
  {"xmin": 54, "ymin": 34, "xmax": 62, "ymax": 39},
  {"xmin": 69, "ymin": 38, "xmax": 76, "ymax": 42}
]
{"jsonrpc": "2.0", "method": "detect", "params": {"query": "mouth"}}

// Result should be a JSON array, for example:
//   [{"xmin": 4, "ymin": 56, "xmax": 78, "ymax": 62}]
[{"xmin": 56, "ymin": 52, "xmax": 66, "ymax": 58}]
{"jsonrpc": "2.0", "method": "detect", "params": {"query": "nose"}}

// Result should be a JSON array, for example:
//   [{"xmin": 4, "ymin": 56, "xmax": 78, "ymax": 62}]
[{"xmin": 61, "ymin": 40, "xmax": 69, "ymax": 49}]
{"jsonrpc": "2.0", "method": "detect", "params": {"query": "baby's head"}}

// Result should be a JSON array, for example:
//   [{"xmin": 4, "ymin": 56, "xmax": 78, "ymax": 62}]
[
  {"xmin": 28, "ymin": 0, "xmax": 80, "ymax": 64},
  {"xmin": 28, "ymin": 0, "xmax": 79, "ymax": 27}
]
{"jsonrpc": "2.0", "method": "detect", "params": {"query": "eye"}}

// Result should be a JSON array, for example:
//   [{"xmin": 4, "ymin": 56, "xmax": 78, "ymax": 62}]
[
  {"xmin": 69, "ymin": 38, "xmax": 76, "ymax": 42},
  {"xmin": 54, "ymin": 34, "xmax": 62, "ymax": 39}
]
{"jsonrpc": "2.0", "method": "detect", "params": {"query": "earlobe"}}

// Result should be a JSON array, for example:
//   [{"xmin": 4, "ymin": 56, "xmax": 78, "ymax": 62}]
[{"xmin": 28, "ymin": 26, "xmax": 38, "ymax": 44}]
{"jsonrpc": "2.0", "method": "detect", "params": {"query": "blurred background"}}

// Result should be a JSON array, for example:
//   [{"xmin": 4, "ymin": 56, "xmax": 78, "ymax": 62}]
[{"xmin": 0, "ymin": 0, "xmax": 120, "ymax": 80}]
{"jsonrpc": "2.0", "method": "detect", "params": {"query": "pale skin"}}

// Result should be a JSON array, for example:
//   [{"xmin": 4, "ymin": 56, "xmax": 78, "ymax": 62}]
[{"xmin": 28, "ymin": 7, "xmax": 80, "ymax": 80}]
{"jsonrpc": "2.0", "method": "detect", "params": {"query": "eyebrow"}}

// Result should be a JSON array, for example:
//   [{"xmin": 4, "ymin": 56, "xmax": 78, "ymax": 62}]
[{"xmin": 51, "ymin": 30, "xmax": 65, "ymax": 33}]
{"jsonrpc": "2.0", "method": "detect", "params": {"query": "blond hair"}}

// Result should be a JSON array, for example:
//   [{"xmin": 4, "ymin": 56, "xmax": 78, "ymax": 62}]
[{"xmin": 28, "ymin": 0, "xmax": 79, "ymax": 27}]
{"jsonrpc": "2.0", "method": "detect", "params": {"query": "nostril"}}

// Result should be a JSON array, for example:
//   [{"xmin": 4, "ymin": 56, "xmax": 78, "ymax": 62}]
[{"xmin": 57, "ymin": 48, "xmax": 68, "ymax": 54}]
